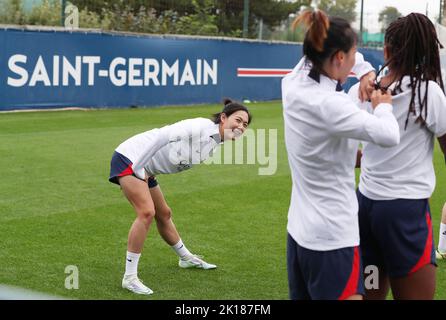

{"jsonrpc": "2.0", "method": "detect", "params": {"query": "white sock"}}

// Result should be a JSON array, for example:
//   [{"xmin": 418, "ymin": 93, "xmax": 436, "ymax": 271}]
[
  {"xmin": 438, "ymin": 223, "xmax": 446, "ymax": 253},
  {"xmin": 125, "ymin": 251, "xmax": 141, "ymax": 276},
  {"xmin": 171, "ymin": 239, "xmax": 192, "ymax": 258}
]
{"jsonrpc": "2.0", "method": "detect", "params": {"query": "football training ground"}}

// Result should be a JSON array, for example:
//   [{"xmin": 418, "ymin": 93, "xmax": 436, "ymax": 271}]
[{"xmin": 0, "ymin": 102, "xmax": 444, "ymax": 300}]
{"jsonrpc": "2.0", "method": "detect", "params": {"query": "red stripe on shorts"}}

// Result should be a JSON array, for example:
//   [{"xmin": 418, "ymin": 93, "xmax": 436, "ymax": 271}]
[
  {"xmin": 409, "ymin": 212, "xmax": 433, "ymax": 275},
  {"xmin": 338, "ymin": 246, "xmax": 360, "ymax": 300},
  {"xmin": 118, "ymin": 164, "xmax": 134, "ymax": 177}
]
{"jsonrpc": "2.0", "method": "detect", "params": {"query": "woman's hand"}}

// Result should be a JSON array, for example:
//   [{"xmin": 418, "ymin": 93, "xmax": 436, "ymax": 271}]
[
  {"xmin": 371, "ymin": 88, "xmax": 392, "ymax": 109},
  {"xmin": 359, "ymin": 71, "xmax": 376, "ymax": 102}
]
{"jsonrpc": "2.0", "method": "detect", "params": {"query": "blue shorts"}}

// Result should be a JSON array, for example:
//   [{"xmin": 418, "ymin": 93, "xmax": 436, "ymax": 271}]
[
  {"xmin": 287, "ymin": 233, "xmax": 364, "ymax": 300},
  {"xmin": 357, "ymin": 190, "xmax": 436, "ymax": 278},
  {"xmin": 108, "ymin": 151, "xmax": 158, "ymax": 188}
]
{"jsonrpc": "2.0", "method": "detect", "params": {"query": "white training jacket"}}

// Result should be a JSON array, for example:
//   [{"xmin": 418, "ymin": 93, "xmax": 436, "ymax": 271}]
[
  {"xmin": 349, "ymin": 77, "xmax": 446, "ymax": 200},
  {"xmin": 116, "ymin": 118, "xmax": 222, "ymax": 179},
  {"xmin": 282, "ymin": 53, "xmax": 400, "ymax": 251}
]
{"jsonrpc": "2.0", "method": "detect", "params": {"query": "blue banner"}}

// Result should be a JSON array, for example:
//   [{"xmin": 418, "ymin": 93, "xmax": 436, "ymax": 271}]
[{"xmin": 0, "ymin": 27, "xmax": 384, "ymax": 111}]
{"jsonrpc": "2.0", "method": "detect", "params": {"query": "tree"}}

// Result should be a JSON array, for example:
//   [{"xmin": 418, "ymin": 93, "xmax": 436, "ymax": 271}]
[
  {"xmin": 145, "ymin": 0, "xmax": 311, "ymax": 38},
  {"xmin": 3, "ymin": 0, "xmax": 311, "ymax": 38},
  {"xmin": 0, "ymin": 0, "xmax": 27, "ymax": 24},
  {"xmin": 72, "ymin": 0, "xmax": 311, "ymax": 38},
  {"xmin": 175, "ymin": 0, "xmax": 218, "ymax": 36},
  {"xmin": 27, "ymin": 0, "xmax": 61, "ymax": 26},
  {"xmin": 378, "ymin": 6, "xmax": 402, "ymax": 33},
  {"xmin": 318, "ymin": 0, "xmax": 356, "ymax": 23}
]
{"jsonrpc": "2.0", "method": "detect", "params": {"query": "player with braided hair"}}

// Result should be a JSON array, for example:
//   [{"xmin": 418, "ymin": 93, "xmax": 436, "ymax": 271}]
[{"xmin": 349, "ymin": 13, "xmax": 446, "ymax": 300}]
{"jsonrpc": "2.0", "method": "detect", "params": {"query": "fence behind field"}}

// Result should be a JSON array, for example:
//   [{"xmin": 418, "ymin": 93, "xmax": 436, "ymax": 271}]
[{"xmin": 0, "ymin": 26, "xmax": 384, "ymax": 111}]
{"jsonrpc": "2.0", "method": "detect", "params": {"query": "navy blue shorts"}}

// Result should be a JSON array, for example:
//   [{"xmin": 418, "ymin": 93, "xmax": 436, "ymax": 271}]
[
  {"xmin": 108, "ymin": 151, "xmax": 158, "ymax": 188},
  {"xmin": 357, "ymin": 190, "xmax": 436, "ymax": 278},
  {"xmin": 287, "ymin": 233, "xmax": 364, "ymax": 300}
]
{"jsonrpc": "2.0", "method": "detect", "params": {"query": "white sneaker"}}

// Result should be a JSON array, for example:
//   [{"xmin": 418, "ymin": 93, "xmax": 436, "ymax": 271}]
[
  {"xmin": 122, "ymin": 275, "xmax": 153, "ymax": 295},
  {"xmin": 436, "ymin": 249, "xmax": 446, "ymax": 260},
  {"xmin": 179, "ymin": 254, "xmax": 217, "ymax": 270}
]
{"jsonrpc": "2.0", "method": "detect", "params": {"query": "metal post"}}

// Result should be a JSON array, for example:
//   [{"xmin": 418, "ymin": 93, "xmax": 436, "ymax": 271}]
[
  {"xmin": 258, "ymin": 18, "xmax": 263, "ymax": 40},
  {"xmin": 61, "ymin": 0, "xmax": 66, "ymax": 27},
  {"xmin": 359, "ymin": 0, "xmax": 364, "ymax": 47},
  {"xmin": 243, "ymin": 0, "xmax": 249, "ymax": 38}
]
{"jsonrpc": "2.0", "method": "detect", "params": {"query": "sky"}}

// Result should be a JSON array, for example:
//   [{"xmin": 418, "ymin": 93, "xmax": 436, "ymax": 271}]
[{"xmin": 353, "ymin": 0, "xmax": 442, "ymax": 32}]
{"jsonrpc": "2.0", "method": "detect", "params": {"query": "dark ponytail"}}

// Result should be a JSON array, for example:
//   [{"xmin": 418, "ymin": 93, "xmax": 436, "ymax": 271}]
[
  {"xmin": 292, "ymin": 10, "xmax": 329, "ymax": 53},
  {"xmin": 212, "ymin": 98, "xmax": 252, "ymax": 124},
  {"xmin": 293, "ymin": 9, "xmax": 357, "ymax": 73}
]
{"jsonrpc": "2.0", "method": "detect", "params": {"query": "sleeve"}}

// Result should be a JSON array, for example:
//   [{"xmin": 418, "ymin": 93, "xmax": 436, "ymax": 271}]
[
  {"xmin": 322, "ymin": 94, "xmax": 400, "ymax": 147},
  {"xmin": 347, "ymin": 83, "xmax": 374, "ymax": 148},
  {"xmin": 425, "ymin": 82, "xmax": 446, "ymax": 137},
  {"xmin": 131, "ymin": 126, "xmax": 173, "ymax": 179},
  {"xmin": 347, "ymin": 82, "xmax": 374, "ymax": 113},
  {"xmin": 347, "ymin": 83, "xmax": 362, "ymax": 105},
  {"xmin": 351, "ymin": 52, "xmax": 374, "ymax": 80},
  {"xmin": 132, "ymin": 118, "xmax": 209, "ymax": 178}
]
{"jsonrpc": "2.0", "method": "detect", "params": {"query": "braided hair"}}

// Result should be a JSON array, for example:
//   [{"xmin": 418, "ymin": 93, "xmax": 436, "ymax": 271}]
[{"xmin": 380, "ymin": 13, "xmax": 444, "ymax": 129}]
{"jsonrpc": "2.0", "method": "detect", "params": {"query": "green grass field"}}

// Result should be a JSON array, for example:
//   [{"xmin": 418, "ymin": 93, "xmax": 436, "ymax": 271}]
[{"xmin": 0, "ymin": 101, "xmax": 444, "ymax": 300}]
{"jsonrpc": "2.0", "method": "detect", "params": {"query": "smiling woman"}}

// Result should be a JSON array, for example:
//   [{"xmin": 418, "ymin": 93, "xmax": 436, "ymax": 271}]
[{"xmin": 108, "ymin": 98, "xmax": 252, "ymax": 295}]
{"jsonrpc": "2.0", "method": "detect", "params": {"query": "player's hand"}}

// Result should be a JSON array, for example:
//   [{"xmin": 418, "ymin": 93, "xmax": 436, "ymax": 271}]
[
  {"xmin": 359, "ymin": 71, "xmax": 376, "ymax": 102},
  {"xmin": 371, "ymin": 89, "xmax": 392, "ymax": 109}
]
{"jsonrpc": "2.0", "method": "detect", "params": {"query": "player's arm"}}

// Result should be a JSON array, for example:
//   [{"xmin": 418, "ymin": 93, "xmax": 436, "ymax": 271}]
[
  {"xmin": 426, "ymin": 83, "xmax": 446, "ymax": 157},
  {"xmin": 132, "ymin": 118, "xmax": 208, "ymax": 178},
  {"xmin": 352, "ymin": 52, "xmax": 376, "ymax": 102},
  {"xmin": 132, "ymin": 126, "xmax": 173, "ymax": 179},
  {"xmin": 323, "ymin": 90, "xmax": 399, "ymax": 147},
  {"xmin": 352, "ymin": 52, "xmax": 374, "ymax": 79}
]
